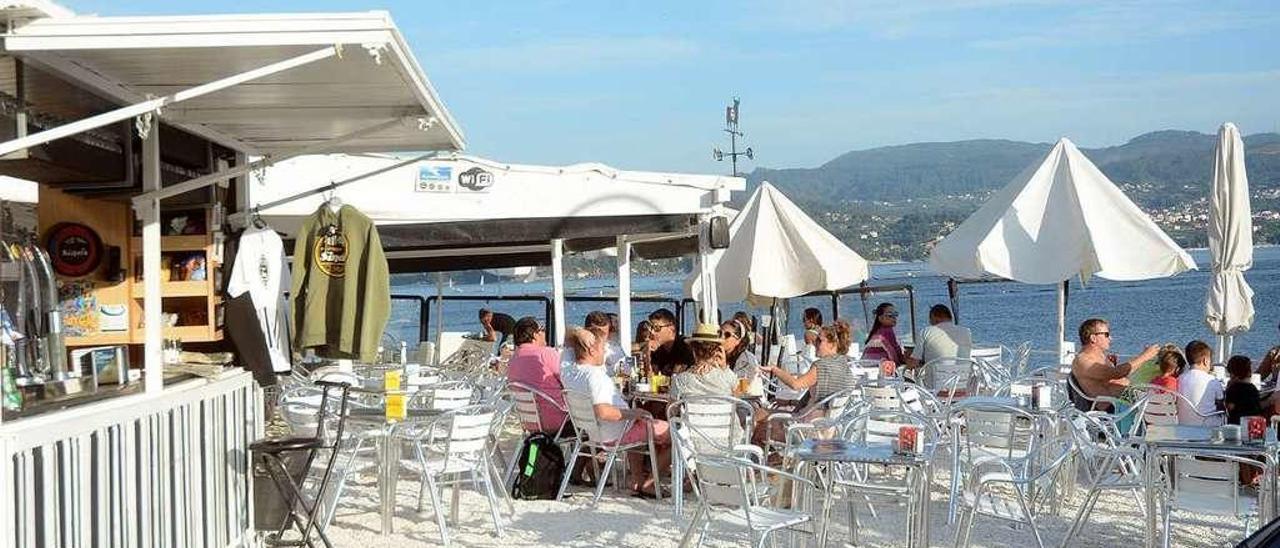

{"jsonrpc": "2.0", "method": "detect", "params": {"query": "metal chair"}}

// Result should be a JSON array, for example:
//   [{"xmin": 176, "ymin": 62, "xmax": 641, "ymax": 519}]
[
  {"xmin": 251, "ymin": 380, "xmax": 351, "ymax": 548},
  {"xmin": 1059, "ymin": 409, "xmax": 1147, "ymax": 547},
  {"xmin": 946, "ymin": 402, "xmax": 1038, "ymax": 524},
  {"xmin": 916, "ymin": 357, "xmax": 981, "ymax": 404},
  {"xmin": 398, "ymin": 404, "xmax": 505, "ymax": 547},
  {"xmin": 409, "ymin": 380, "xmax": 474, "ymax": 411},
  {"xmin": 1157, "ymin": 454, "xmax": 1259, "ymax": 546},
  {"xmin": 666, "ymin": 395, "xmax": 758, "ymax": 518},
  {"xmin": 831, "ymin": 409, "xmax": 939, "ymax": 546},
  {"xmin": 1139, "ymin": 384, "xmax": 1226, "ymax": 427},
  {"xmin": 848, "ymin": 359, "xmax": 883, "ymax": 382},
  {"xmin": 503, "ymin": 381, "xmax": 572, "ymax": 487},
  {"xmin": 678, "ymin": 454, "xmax": 817, "ymax": 548},
  {"xmin": 952, "ymin": 410, "xmax": 1074, "ymax": 548},
  {"xmin": 764, "ymin": 388, "xmax": 860, "ymax": 459},
  {"xmin": 556, "ymin": 389, "xmax": 663, "ymax": 504}
]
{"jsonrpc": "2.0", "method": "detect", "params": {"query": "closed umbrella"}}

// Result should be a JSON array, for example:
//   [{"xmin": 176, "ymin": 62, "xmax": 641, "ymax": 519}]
[
  {"xmin": 1205, "ymin": 122, "xmax": 1254, "ymax": 360},
  {"xmin": 930, "ymin": 138, "xmax": 1195, "ymax": 361}
]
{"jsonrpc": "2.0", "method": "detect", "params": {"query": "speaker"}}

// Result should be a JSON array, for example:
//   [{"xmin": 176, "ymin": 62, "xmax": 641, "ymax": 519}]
[{"xmin": 709, "ymin": 216, "xmax": 730, "ymax": 249}]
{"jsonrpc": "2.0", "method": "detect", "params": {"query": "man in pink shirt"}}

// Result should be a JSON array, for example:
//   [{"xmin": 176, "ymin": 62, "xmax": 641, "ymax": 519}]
[{"xmin": 506, "ymin": 317, "xmax": 567, "ymax": 433}]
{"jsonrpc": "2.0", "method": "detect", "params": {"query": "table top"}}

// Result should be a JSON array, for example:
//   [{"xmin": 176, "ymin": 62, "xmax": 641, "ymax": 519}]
[
  {"xmin": 794, "ymin": 439, "xmax": 930, "ymax": 465},
  {"xmin": 1140, "ymin": 424, "xmax": 1276, "ymax": 453},
  {"xmin": 955, "ymin": 395, "xmax": 1063, "ymax": 414}
]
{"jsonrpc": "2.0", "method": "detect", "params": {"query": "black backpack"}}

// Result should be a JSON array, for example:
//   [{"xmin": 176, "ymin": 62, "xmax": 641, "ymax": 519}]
[{"xmin": 510, "ymin": 432, "xmax": 565, "ymax": 500}]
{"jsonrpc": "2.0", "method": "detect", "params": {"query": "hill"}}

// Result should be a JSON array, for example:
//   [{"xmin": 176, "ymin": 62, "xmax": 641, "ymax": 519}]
[{"xmin": 745, "ymin": 130, "xmax": 1280, "ymax": 260}]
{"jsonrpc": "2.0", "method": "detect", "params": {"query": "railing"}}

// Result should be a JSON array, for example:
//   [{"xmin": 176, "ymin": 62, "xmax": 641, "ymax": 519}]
[{"xmin": 0, "ymin": 370, "xmax": 262, "ymax": 548}]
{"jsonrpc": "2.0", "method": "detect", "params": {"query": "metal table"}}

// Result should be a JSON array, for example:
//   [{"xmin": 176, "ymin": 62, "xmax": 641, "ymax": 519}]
[
  {"xmin": 348, "ymin": 406, "xmax": 443, "ymax": 536},
  {"xmin": 793, "ymin": 439, "xmax": 933, "ymax": 548},
  {"xmin": 1140, "ymin": 425, "xmax": 1280, "ymax": 548}
]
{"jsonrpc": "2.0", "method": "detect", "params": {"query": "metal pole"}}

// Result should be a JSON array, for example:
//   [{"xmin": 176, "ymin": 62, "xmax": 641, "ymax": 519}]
[
  {"xmin": 0, "ymin": 46, "xmax": 339, "ymax": 158},
  {"xmin": 617, "ymin": 235, "xmax": 633, "ymax": 353},
  {"xmin": 1056, "ymin": 281, "xmax": 1067, "ymax": 365},
  {"xmin": 551, "ymin": 239, "xmax": 566, "ymax": 347},
  {"xmin": 140, "ymin": 123, "xmax": 162, "ymax": 393},
  {"xmin": 434, "ymin": 274, "xmax": 444, "ymax": 366},
  {"xmin": 136, "ymin": 118, "xmax": 405, "ymax": 208}
]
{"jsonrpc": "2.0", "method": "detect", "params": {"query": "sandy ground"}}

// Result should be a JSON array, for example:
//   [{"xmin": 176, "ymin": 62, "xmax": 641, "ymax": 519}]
[{"xmin": 316, "ymin": 446, "xmax": 1256, "ymax": 548}]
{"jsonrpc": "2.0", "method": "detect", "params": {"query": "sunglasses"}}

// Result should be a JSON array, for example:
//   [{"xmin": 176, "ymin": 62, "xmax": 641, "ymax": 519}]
[
  {"xmin": 650, "ymin": 322, "xmax": 673, "ymax": 331},
  {"xmin": 720, "ymin": 331, "xmax": 739, "ymax": 338},
  {"xmin": 884, "ymin": 312, "xmax": 899, "ymax": 318},
  {"xmin": 1092, "ymin": 331, "xmax": 1111, "ymax": 338}
]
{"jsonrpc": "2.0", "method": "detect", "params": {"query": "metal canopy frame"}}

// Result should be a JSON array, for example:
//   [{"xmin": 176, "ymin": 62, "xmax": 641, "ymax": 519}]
[{"xmin": 0, "ymin": 15, "xmax": 458, "ymax": 395}]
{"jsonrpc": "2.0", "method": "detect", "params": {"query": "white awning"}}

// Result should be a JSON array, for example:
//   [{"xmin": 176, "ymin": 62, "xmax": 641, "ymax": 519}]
[
  {"xmin": 1, "ymin": 9, "xmax": 464, "ymax": 155},
  {"xmin": 251, "ymin": 153, "xmax": 743, "ymax": 236}
]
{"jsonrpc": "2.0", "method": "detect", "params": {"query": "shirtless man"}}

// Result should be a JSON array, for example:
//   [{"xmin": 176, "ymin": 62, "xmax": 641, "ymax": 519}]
[{"xmin": 1071, "ymin": 317, "xmax": 1158, "ymax": 410}]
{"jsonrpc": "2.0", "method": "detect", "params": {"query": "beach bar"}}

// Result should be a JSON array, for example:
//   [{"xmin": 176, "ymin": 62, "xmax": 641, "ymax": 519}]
[{"xmin": 0, "ymin": 3, "xmax": 463, "ymax": 546}]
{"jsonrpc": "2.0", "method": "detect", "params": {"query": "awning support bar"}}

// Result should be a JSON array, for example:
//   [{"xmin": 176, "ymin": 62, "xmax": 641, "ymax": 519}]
[
  {"xmin": 0, "ymin": 45, "xmax": 341, "ymax": 158},
  {"xmin": 131, "ymin": 117, "xmax": 405, "ymax": 208},
  {"xmin": 227, "ymin": 151, "xmax": 436, "ymax": 226}
]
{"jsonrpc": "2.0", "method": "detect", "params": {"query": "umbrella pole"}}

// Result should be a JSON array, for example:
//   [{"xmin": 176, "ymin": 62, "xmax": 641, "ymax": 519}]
[{"xmin": 1056, "ymin": 281, "xmax": 1066, "ymax": 365}]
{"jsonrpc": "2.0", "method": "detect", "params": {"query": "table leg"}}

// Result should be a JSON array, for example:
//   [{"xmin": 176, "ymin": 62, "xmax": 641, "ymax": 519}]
[
  {"xmin": 378, "ymin": 430, "xmax": 399, "ymax": 536},
  {"xmin": 817, "ymin": 463, "xmax": 833, "ymax": 547},
  {"xmin": 1152, "ymin": 450, "xmax": 1162, "ymax": 548},
  {"xmin": 918, "ymin": 464, "xmax": 931, "ymax": 548},
  {"xmin": 948, "ymin": 430, "xmax": 960, "ymax": 524}
]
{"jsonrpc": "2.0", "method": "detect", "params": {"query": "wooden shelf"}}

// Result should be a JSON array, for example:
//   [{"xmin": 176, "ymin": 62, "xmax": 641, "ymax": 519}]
[
  {"xmin": 66, "ymin": 332, "xmax": 134, "ymax": 347},
  {"xmin": 130, "ymin": 235, "xmax": 208, "ymax": 252},
  {"xmin": 129, "ymin": 325, "xmax": 220, "ymax": 344},
  {"xmin": 130, "ymin": 279, "xmax": 210, "ymax": 298}
]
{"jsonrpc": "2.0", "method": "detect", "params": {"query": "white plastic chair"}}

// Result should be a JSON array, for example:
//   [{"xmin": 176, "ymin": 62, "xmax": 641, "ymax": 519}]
[
  {"xmin": 556, "ymin": 390, "xmax": 663, "ymax": 505},
  {"xmin": 1160, "ymin": 454, "xmax": 1259, "ymax": 546},
  {"xmin": 667, "ymin": 396, "xmax": 759, "ymax": 518},
  {"xmin": 678, "ymin": 454, "xmax": 816, "ymax": 548},
  {"xmin": 398, "ymin": 404, "xmax": 505, "ymax": 547}
]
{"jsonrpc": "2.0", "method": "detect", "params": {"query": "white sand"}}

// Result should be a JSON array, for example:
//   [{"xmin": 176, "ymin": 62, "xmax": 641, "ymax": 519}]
[{"xmin": 321, "ymin": 453, "xmax": 1253, "ymax": 548}]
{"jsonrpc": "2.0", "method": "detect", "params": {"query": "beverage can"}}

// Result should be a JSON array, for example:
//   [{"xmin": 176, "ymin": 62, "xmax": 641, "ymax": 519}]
[
  {"xmin": 1245, "ymin": 416, "xmax": 1267, "ymax": 441},
  {"xmin": 897, "ymin": 425, "xmax": 920, "ymax": 454},
  {"xmin": 880, "ymin": 360, "xmax": 896, "ymax": 378}
]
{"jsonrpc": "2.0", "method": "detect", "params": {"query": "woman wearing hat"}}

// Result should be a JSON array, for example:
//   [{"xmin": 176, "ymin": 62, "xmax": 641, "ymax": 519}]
[{"xmin": 672, "ymin": 323, "xmax": 737, "ymax": 399}]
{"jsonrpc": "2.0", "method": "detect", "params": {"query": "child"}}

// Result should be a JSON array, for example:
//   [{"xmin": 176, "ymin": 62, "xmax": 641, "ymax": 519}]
[
  {"xmin": 1150, "ymin": 347, "xmax": 1183, "ymax": 392},
  {"xmin": 1223, "ymin": 355, "xmax": 1264, "ymax": 425}
]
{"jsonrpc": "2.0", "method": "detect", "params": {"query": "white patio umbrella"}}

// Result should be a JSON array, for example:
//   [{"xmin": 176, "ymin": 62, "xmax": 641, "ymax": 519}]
[
  {"xmin": 930, "ymin": 138, "xmax": 1196, "ymax": 361},
  {"xmin": 1205, "ymin": 122, "xmax": 1254, "ymax": 360},
  {"xmin": 687, "ymin": 182, "xmax": 870, "ymax": 307}
]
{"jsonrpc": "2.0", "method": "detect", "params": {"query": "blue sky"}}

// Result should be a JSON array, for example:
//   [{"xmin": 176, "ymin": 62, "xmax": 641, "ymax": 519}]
[{"xmin": 63, "ymin": 0, "xmax": 1280, "ymax": 173}]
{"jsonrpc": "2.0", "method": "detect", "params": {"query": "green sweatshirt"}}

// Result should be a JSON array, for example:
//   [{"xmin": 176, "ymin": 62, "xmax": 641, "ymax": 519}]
[{"xmin": 290, "ymin": 204, "xmax": 390, "ymax": 362}]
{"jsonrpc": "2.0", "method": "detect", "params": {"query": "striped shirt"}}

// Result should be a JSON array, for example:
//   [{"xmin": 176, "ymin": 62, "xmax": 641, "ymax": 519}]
[{"xmin": 812, "ymin": 355, "xmax": 857, "ymax": 402}]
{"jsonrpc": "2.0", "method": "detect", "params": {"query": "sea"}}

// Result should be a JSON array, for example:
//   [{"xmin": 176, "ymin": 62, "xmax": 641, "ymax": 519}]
[{"xmin": 385, "ymin": 246, "xmax": 1280, "ymax": 366}]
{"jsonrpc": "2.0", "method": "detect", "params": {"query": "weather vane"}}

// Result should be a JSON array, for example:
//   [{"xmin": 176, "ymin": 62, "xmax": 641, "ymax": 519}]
[{"xmin": 713, "ymin": 97, "xmax": 753, "ymax": 176}]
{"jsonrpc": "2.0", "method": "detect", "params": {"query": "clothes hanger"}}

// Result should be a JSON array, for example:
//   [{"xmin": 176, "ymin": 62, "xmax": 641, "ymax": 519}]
[
  {"xmin": 250, "ymin": 206, "xmax": 267, "ymax": 229},
  {"xmin": 323, "ymin": 181, "xmax": 343, "ymax": 213}
]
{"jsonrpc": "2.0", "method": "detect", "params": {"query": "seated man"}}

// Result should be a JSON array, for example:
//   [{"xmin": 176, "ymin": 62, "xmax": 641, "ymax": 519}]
[
  {"xmin": 908, "ymin": 304, "xmax": 973, "ymax": 387},
  {"xmin": 1071, "ymin": 318, "xmax": 1158, "ymax": 410},
  {"xmin": 479, "ymin": 308, "xmax": 516, "ymax": 347},
  {"xmin": 504, "ymin": 317, "xmax": 567, "ymax": 434},
  {"xmin": 560, "ymin": 327, "xmax": 671, "ymax": 498},
  {"xmin": 647, "ymin": 308, "xmax": 694, "ymax": 375},
  {"xmin": 1177, "ymin": 340, "xmax": 1225, "ymax": 426}
]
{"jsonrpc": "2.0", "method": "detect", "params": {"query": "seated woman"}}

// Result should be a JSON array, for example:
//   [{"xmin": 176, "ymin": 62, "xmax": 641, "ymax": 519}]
[
  {"xmin": 761, "ymin": 320, "xmax": 857, "ymax": 415},
  {"xmin": 860, "ymin": 303, "xmax": 907, "ymax": 365},
  {"xmin": 672, "ymin": 324, "xmax": 737, "ymax": 399},
  {"xmin": 721, "ymin": 319, "xmax": 760, "ymax": 381}
]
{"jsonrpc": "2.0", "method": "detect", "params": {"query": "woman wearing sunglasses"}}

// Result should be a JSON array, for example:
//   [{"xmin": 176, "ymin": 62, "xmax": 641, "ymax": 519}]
[
  {"xmin": 861, "ymin": 302, "xmax": 907, "ymax": 365},
  {"xmin": 720, "ymin": 320, "xmax": 760, "ymax": 380}
]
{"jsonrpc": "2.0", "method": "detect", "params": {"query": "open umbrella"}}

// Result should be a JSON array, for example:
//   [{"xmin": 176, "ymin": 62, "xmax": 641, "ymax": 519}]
[
  {"xmin": 687, "ymin": 182, "xmax": 870, "ymax": 307},
  {"xmin": 1205, "ymin": 122, "xmax": 1254, "ymax": 360},
  {"xmin": 930, "ymin": 138, "xmax": 1195, "ymax": 360}
]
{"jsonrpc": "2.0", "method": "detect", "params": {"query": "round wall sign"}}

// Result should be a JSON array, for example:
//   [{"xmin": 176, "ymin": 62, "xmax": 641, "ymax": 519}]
[{"xmin": 45, "ymin": 222, "xmax": 103, "ymax": 278}]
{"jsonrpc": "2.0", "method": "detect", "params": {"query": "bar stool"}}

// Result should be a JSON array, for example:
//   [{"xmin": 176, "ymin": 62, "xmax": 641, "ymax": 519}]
[{"xmin": 252, "ymin": 379, "xmax": 351, "ymax": 547}]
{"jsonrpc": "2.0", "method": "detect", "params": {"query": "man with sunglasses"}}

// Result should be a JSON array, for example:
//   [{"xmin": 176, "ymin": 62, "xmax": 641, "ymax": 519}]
[
  {"xmin": 1072, "ymin": 317, "xmax": 1159, "ymax": 406},
  {"xmin": 647, "ymin": 308, "xmax": 694, "ymax": 376}
]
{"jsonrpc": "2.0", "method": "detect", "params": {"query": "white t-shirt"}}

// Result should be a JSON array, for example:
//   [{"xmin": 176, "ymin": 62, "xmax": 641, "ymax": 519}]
[
  {"xmin": 917, "ymin": 321, "xmax": 973, "ymax": 364},
  {"xmin": 1177, "ymin": 368, "xmax": 1225, "ymax": 426},
  {"xmin": 560, "ymin": 361, "xmax": 629, "ymax": 442},
  {"xmin": 228, "ymin": 226, "xmax": 292, "ymax": 373}
]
